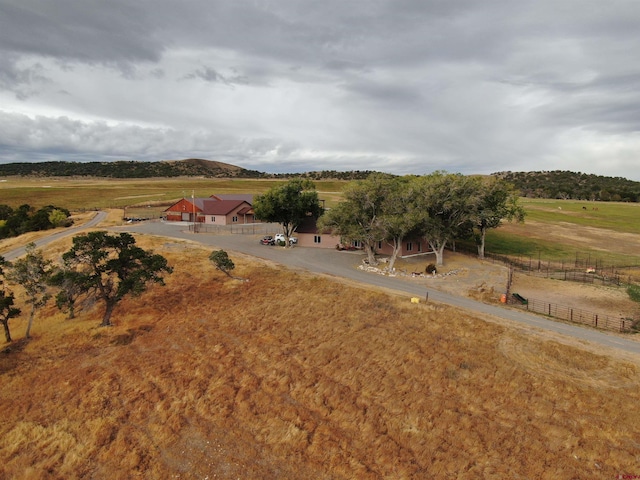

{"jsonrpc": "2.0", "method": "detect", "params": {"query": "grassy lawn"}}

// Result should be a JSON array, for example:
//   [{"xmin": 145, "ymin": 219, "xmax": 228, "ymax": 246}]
[
  {"xmin": 473, "ymin": 199, "xmax": 640, "ymax": 266},
  {"xmin": 520, "ymin": 198, "xmax": 640, "ymax": 234},
  {"xmin": 480, "ymin": 230, "xmax": 639, "ymax": 266}
]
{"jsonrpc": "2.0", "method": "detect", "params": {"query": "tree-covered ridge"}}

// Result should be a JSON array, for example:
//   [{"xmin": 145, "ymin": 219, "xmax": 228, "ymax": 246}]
[
  {"xmin": 0, "ymin": 159, "xmax": 381, "ymax": 180},
  {"xmin": 492, "ymin": 170, "xmax": 640, "ymax": 202},
  {"xmin": 0, "ymin": 159, "xmax": 265, "ymax": 179},
  {"xmin": 274, "ymin": 170, "xmax": 386, "ymax": 181}
]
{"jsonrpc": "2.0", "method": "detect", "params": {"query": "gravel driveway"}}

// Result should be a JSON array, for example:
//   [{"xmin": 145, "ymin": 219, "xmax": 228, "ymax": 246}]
[{"xmin": 117, "ymin": 220, "xmax": 640, "ymax": 357}]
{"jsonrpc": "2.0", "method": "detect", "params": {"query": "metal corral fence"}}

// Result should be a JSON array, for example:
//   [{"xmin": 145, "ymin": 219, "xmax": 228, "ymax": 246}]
[
  {"xmin": 492, "ymin": 252, "xmax": 619, "ymax": 283},
  {"xmin": 470, "ymin": 248, "xmax": 639, "ymax": 287},
  {"xmin": 507, "ymin": 294, "xmax": 636, "ymax": 333},
  {"xmin": 526, "ymin": 269, "xmax": 621, "ymax": 286}
]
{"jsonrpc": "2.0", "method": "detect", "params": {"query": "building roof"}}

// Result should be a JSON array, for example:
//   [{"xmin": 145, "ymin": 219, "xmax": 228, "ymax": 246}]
[
  {"xmin": 210, "ymin": 194, "xmax": 255, "ymax": 204},
  {"xmin": 194, "ymin": 199, "xmax": 249, "ymax": 215},
  {"xmin": 163, "ymin": 198, "xmax": 201, "ymax": 213}
]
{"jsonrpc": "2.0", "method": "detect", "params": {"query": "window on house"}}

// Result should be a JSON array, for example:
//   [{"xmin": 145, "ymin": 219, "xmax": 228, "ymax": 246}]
[
  {"xmin": 353, "ymin": 240, "xmax": 362, "ymax": 248},
  {"xmin": 406, "ymin": 242, "xmax": 413, "ymax": 251},
  {"xmin": 232, "ymin": 216, "xmax": 238, "ymax": 223},
  {"xmin": 314, "ymin": 235, "xmax": 321, "ymax": 244},
  {"xmin": 417, "ymin": 242, "xmax": 422, "ymax": 252},
  {"xmin": 211, "ymin": 216, "xmax": 215, "ymax": 222},
  {"xmin": 377, "ymin": 241, "xmax": 383, "ymax": 249}
]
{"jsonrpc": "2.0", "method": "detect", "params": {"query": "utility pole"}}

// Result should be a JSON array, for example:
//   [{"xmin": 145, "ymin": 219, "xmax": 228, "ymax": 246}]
[{"xmin": 192, "ymin": 190, "xmax": 196, "ymax": 233}]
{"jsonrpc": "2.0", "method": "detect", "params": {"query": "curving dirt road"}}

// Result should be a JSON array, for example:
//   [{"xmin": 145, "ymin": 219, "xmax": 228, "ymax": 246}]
[
  {"xmin": 1, "ymin": 211, "xmax": 108, "ymax": 262},
  {"xmin": 118, "ymin": 220, "xmax": 640, "ymax": 357}
]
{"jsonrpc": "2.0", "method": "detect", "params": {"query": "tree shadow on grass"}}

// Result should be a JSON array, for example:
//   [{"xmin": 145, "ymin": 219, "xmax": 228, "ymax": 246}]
[{"xmin": 0, "ymin": 337, "xmax": 29, "ymax": 374}]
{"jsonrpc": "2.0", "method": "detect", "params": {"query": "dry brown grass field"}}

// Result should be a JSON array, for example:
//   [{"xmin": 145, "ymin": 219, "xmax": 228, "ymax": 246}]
[
  {"xmin": 1, "ymin": 235, "xmax": 640, "ymax": 479},
  {"xmin": 0, "ymin": 177, "xmax": 348, "ymax": 214}
]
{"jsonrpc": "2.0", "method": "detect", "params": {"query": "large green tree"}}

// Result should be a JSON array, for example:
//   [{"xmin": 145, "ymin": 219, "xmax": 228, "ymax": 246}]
[
  {"xmin": 378, "ymin": 176, "xmax": 422, "ymax": 272},
  {"xmin": 413, "ymin": 172, "xmax": 479, "ymax": 266},
  {"xmin": 6, "ymin": 243, "xmax": 52, "ymax": 339},
  {"xmin": 473, "ymin": 178, "xmax": 526, "ymax": 259},
  {"xmin": 253, "ymin": 179, "xmax": 323, "ymax": 247},
  {"xmin": 318, "ymin": 173, "xmax": 393, "ymax": 265},
  {"xmin": 62, "ymin": 232, "xmax": 173, "ymax": 327},
  {"xmin": 0, "ymin": 256, "xmax": 21, "ymax": 343}
]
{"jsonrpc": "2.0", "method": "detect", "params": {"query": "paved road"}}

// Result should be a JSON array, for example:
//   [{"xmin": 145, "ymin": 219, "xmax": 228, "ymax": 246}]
[
  {"xmin": 118, "ymin": 220, "xmax": 640, "ymax": 356},
  {"xmin": 1, "ymin": 211, "xmax": 108, "ymax": 261}
]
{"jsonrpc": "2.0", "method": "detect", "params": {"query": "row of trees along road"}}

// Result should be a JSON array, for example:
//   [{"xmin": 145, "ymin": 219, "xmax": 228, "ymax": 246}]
[
  {"xmin": 318, "ymin": 172, "xmax": 525, "ymax": 270},
  {"xmin": 0, "ymin": 233, "xmax": 172, "ymax": 343}
]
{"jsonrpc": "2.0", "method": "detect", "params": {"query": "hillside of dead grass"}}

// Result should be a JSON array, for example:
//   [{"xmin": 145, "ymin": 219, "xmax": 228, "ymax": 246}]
[{"xmin": 1, "ymin": 236, "xmax": 640, "ymax": 479}]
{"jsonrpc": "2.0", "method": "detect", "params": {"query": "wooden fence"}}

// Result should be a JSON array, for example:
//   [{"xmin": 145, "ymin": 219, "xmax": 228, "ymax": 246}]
[{"xmin": 508, "ymin": 294, "xmax": 636, "ymax": 333}]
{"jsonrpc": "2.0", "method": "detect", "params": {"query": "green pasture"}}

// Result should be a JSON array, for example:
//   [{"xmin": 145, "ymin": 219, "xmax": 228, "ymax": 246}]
[
  {"xmin": 519, "ymin": 198, "xmax": 640, "ymax": 234},
  {"xmin": 480, "ymin": 229, "xmax": 639, "ymax": 266},
  {"xmin": 478, "ymin": 198, "xmax": 640, "ymax": 266}
]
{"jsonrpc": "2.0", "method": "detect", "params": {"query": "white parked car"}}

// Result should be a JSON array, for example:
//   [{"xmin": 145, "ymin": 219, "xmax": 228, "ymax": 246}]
[{"xmin": 274, "ymin": 233, "xmax": 297, "ymax": 244}]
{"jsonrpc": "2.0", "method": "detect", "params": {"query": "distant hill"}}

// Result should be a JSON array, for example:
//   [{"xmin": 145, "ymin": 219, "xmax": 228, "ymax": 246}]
[
  {"xmin": 0, "ymin": 159, "xmax": 385, "ymax": 181},
  {"xmin": 492, "ymin": 170, "xmax": 640, "ymax": 202},
  {"xmin": 3, "ymin": 160, "xmax": 637, "ymax": 202},
  {"xmin": 0, "ymin": 159, "xmax": 265, "ymax": 179}
]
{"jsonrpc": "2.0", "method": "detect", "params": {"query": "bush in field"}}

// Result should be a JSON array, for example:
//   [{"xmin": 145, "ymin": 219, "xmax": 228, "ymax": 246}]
[
  {"xmin": 627, "ymin": 284, "xmax": 640, "ymax": 303},
  {"xmin": 209, "ymin": 250, "xmax": 235, "ymax": 277},
  {"xmin": 49, "ymin": 209, "xmax": 72, "ymax": 227}
]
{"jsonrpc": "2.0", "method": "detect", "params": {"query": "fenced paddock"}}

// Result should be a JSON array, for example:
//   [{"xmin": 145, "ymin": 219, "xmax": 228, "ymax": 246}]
[
  {"xmin": 480, "ymin": 250, "xmax": 640, "ymax": 286},
  {"xmin": 478, "ymin": 246, "xmax": 640, "ymax": 334},
  {"xmin": 508, "ymin": 295, "xmax": 635, "ymax": 333},
  {"xmin": 529, "ymin": 269, "xmax": 622, "ymax": 286}
]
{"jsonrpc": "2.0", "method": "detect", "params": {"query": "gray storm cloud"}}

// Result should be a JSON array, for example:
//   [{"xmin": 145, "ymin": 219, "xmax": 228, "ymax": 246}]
[{"xmin": 0, "ymin": 0, "xmax": 639, "ymax": 179}]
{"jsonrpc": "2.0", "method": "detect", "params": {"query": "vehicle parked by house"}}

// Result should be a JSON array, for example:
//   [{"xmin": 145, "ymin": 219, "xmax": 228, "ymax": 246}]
[
  {"xmin": 274, "ymin": 233, "xmax": 297, "ymax": 244},
  {"xmin": 259, "ymin": 235, "xmax": 275, "ymax": 245}
]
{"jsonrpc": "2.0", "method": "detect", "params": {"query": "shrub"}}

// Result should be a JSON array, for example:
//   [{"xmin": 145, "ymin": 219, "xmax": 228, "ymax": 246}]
[
  {"xmin": 426, "ymin": 264, "xmax": 437, "ymax": 274},
  {"xmin": 627, "ymin": 284, "xmax": 640, "ymax": 303}
]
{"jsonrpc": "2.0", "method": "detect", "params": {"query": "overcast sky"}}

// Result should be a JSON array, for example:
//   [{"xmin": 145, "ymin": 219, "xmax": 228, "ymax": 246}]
[{"xmin": 1, "ymin": 1, "xmax": 640, "ymax": 179}]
